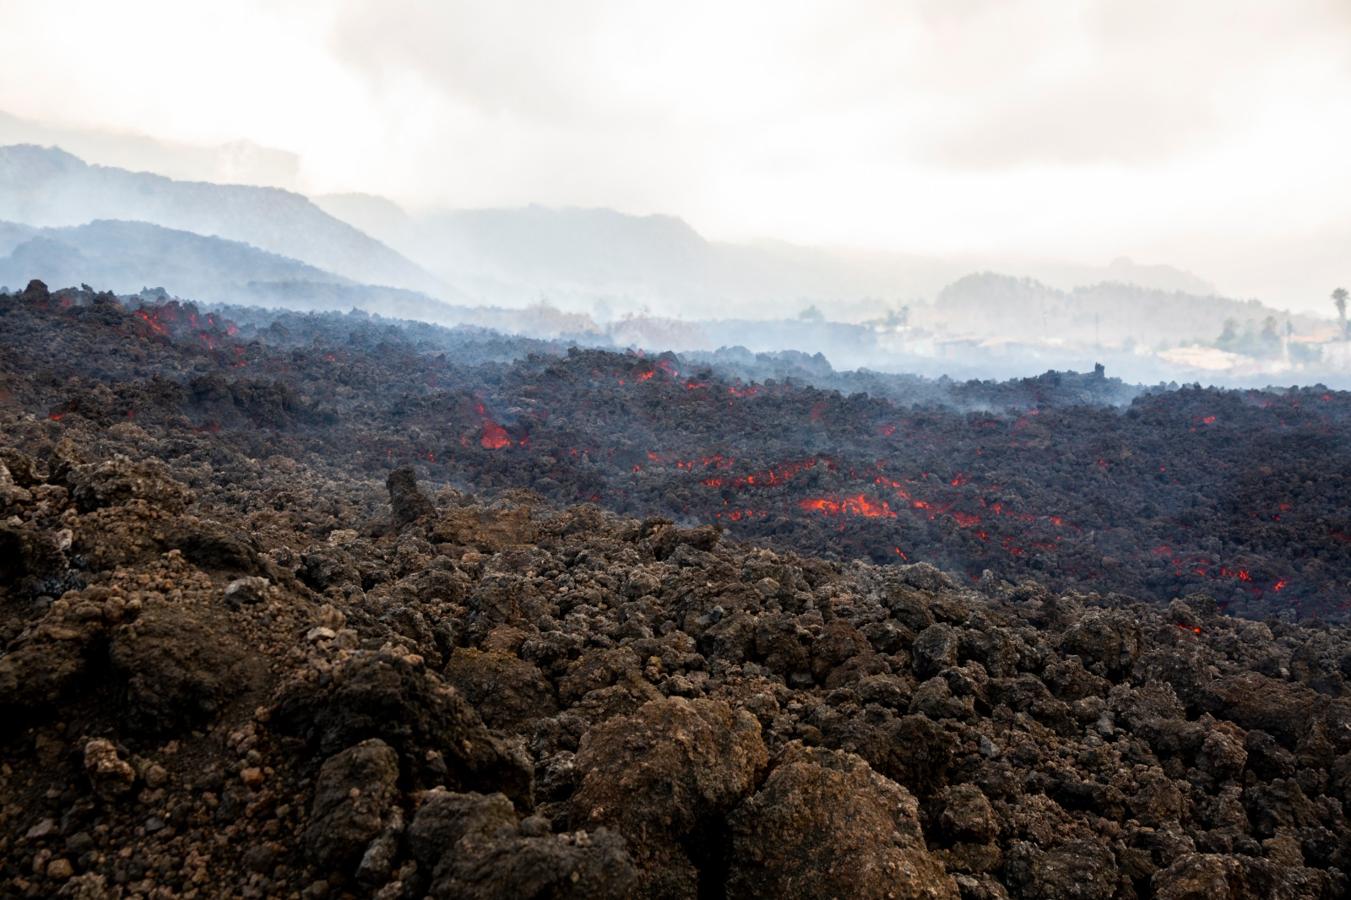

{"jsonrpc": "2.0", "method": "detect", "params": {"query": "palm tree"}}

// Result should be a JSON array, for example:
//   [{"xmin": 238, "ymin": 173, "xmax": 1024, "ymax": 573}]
[{"xmin": 1334, "ymin": 287, "xmax": 1349, "ymax": 338}]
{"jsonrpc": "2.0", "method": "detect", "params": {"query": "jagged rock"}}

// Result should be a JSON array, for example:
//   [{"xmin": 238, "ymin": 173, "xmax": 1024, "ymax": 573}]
[
  {"xmin": 223, "ymin": 575, "xmax": 270, "ymax": 608},
  {"xmin": 65, "ymin": 456, "xmax": 190, "ymax": 514},
  {"xmin": 303, "ymin": 739, "xmax": 400, "ymax": 874},
  {"xmin": 727, "ymin": 742, "xmax": 958, "ymax": 899},
  {"xmin": 270, "ymin": 648, "xmax": 533, "ymax": 804},
  {"xmin": 914, "ymin": 623, "xmax": 961, "ymax": 678},
  {"xmin": 571, "ymin": 697, "xmax": 766, "ymax": 855},
  {"xmin": 83, "ymin": 739, "xmax": 136, "ymax": 800},
  {"xmin": 108, "ymin": 604, "xmax": 248, "ymax": 734},
  {"xmin": 937, "ymin": 783, "xmax": 998, "ymax": 844},
  {"xmin": 387, "ymin": 466, "xmax": 434, "ymax": 526},
  {"xmin": 1059, "ymin": 611, "xmax": 1142, "ymax": 680},
  {"xmin": 432, "ymin": 825, "xmax": 639, "ymax": 899},
  {"xmin": 443, "ymin": 648, "xmax": 557, "ymax": 731}
]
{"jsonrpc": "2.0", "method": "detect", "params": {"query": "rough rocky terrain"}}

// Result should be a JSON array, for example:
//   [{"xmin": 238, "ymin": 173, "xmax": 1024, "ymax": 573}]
[
  {"xmin": 3, "ymin": 282, "xmax": 1347, "ymax": 622},
  {"xmin": 2, "ymin": 283, "xmax": 1350, "ymax": 897}
]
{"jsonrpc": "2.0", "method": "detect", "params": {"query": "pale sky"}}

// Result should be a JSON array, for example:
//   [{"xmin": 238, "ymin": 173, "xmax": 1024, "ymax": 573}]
[{"xmin": 1, "ymin": 0, "xmax": 1349, "ymax": 310}]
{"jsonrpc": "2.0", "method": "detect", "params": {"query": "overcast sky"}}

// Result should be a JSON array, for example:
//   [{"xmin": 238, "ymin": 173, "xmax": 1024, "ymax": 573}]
[{"xmin": 1, "ymin": 0, "xmax": 1349, "ymax": 310}]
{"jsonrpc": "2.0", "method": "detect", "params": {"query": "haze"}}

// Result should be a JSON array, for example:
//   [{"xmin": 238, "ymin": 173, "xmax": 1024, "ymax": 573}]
[{"xmin": 2, "ymin": 0, "xmax": 1349, "ymax": 312}]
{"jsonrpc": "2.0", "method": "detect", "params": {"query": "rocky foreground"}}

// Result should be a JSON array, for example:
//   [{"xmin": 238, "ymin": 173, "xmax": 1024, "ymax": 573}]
[{"xmin": 1, "ymin": 405, "xmax": 1350, "ymax": 899}]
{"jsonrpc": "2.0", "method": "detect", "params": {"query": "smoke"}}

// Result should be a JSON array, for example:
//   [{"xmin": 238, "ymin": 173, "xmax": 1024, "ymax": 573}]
[{"xmin": 1, "ymin": 1, "xmax": 1349, "ymax": 312}]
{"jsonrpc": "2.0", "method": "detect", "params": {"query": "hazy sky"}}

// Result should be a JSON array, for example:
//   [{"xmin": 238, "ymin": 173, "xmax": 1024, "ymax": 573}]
[{"xmin": 1, "ymin": 0, "xmax": 1349, "ymax": 309}]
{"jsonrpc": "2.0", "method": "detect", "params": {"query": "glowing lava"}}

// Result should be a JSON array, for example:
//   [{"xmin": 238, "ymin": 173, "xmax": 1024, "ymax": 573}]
[
  {"xmin": 800, "ymin": 494, "xmax": 896, "ymax": 518},
  {"xmin": 474, "ymin": 402, "xmax": 513, "ymax": 450}
]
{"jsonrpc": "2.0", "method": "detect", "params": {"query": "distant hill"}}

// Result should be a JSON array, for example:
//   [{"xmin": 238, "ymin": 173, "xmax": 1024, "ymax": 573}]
[
  {"xmin": 0, "ymin": 145, "xmax": 446, "ymax": 295},
  {"xmin": 315, "ymin": 194, "xmax": 1220, "ymax": 321},
  {"xmin": 1005, "ymin": 256, "xmax": 1216, "ymax": 297},
  {"xmin": 0, "ymin": 109, "xmax": 302, "ymax": 190},
  {"xmin": 0, "ymin": 219, "xmax": 464, "ymax": 321},
  {"xmin": 928, "ymin": 272, "xmax": 1317, "ymax": 346},
  {"xmin": 0, "ymin": 218, "xmax": 604, "ymax": 336}
]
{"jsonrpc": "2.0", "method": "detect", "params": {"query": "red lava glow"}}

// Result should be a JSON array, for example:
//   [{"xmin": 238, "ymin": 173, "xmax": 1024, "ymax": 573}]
[
  {"xmin": 637, "ymin": 370, "xmax": 656, "ymax": 381},
  {"xmin": 878, "ymin": 424, "xmax": 897, "ymax": 437},
  {"xmin": 716, "ymin": 508, "xmax": 768, "ymax": 522},
  {"xmin": 480, "ymin": 422, "xmax": 511, "ymax": 450},
  {"xmin": 893, "ymin": 547, "xmax": 908, "ymax": 560},
  {"xmin": 135, "ymin": 309, "xmax": 169, "ymax": 336},
  {"xmin": 473, "ymin": 401, "xmax": 513, "ymax": 450},
  {"xmin": 1201, "ymin": 415, "xmax": 1217, "ymax": 425},
  {"xmin": 703, "ymin": 458, "xmax": 819, "ymax": 490},
  {"xmin": 728, "ymin": 385, "xmax": 760, "ymax": 398},
  {"xmin": 950, "ymin": 473, "xmax": 968, "ymax": 487},
  {"xmin": 952, "ymin": 512, "xmax": 980, "ymax": 528},
  {"xmin": 47, "ymin": 412, "xmax": 64, "ymax": 421},
  {"xmin": 800, "ymin": 494, "xmax": 896, "ymax": 518},
  {"xmin": 1273, "ymin": 579, "xmax": 1289, "ymax": 592},
  {"xmin": 648, "ymin": 453, "xmax": 736, "ymax": 471}
]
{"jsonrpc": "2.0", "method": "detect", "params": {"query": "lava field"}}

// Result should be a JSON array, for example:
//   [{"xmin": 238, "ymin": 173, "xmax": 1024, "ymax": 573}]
[
  {"xmin": 7, "ymin": 282, "xmax": 1347, "ymax": 623},
  {"xmin": 3, "ymin": 283, "xmax": 1351, "ymax": 898}
]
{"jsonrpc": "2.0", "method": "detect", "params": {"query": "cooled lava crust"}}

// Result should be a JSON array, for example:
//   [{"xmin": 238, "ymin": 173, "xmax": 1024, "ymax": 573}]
[{"xmin": 5, "ymin": 282, "xmax": 1348, "ymax": 622}]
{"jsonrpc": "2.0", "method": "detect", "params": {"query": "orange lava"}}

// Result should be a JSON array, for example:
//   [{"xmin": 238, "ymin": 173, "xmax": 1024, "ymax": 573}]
[
  {"xmin": 799, "ymin": 494, "xmax": 896, "ymax": 518},
  {"xmin": 481, "ymin": 422, "xmax": 511, "ymax": 450}
]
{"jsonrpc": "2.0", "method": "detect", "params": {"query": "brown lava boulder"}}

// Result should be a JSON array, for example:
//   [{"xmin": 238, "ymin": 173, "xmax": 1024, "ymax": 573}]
[
  {"xmin": 303, "ymin": 738, "xmax": 401, "ymax": 874},
  {"xmin": 726, "ymin": 742, "xmax": 958, "ymax": 899},
  {"xmin": 570, "ymin": 697, "xmax": 767, "ymax": 852}
]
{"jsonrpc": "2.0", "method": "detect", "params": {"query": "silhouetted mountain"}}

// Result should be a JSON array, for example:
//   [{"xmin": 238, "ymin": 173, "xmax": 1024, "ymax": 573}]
[
  {"xmin": 0, "ymin": 145, "xmax": 445, "ymax": 295},
  {"xmin": 0, "ymin": 219, "xmax": 464, "ymax": 321}
]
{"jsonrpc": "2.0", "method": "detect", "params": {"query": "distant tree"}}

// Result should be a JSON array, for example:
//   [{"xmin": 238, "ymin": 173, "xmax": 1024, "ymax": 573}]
[
  {"xmin": 1218, "ymin": 318, "xmax": 1238, "ymax": 347},
  {"xmin": 881, "ymin": 306, "xmax": 910, "ymax": 329},
  {"xmin": 1334, "ymin": 287, "xmax": 1349, "ymax": 338},
  {"xmin": 798, "ymin": 304, "xmax": 825, "ymax": 322}
]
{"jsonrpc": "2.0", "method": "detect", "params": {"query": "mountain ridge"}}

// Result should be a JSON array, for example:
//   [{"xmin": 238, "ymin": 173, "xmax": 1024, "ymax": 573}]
[{"xmin": 0, "ymin": 144, "xmax": 446, "ymax": 296}]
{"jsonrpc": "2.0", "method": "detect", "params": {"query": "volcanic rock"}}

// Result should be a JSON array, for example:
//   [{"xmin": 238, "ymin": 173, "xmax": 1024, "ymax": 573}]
[{"xmin": 727, "ymin": 742, "xmax": 958, "ymax": 899}]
